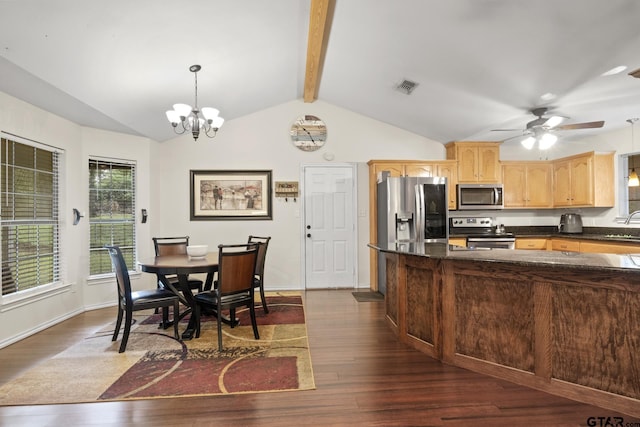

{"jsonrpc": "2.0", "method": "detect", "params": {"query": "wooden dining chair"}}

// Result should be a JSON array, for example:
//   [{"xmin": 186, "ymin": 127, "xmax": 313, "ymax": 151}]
[
  {"xmin": 193, "ymin": 243, "xmax": 260, "ymax": 350},
  {"xmin": 105, "ymin": 245, "xmax": 179, "ymax": 353},
  {"xmin": 152, "ymin": 236, "xmax": 204, "ymax": 293},
  {"xmin": 247, "ymin": 235, "xmax": 271, "ymax": 313}
]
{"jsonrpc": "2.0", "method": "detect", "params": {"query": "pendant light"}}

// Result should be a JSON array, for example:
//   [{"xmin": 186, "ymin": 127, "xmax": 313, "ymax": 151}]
[
  {"xmin": 628, "ymin": 118, "xmax": 639, "ymax": 187},
  {"xmin": 166, "ymin": 65, "xmax": 224, "ymax": 141}
]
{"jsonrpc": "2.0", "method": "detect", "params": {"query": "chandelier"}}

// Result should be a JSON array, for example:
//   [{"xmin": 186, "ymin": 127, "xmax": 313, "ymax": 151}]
[{"xmin": 165, "ymin": 65, "xmax": 224, "ymax": 141}]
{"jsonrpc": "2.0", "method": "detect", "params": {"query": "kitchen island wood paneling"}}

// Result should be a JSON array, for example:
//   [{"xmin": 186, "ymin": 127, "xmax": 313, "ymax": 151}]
[{"xmin": 373, "ymin": 243, "xmax": 640, "ymax": 418}]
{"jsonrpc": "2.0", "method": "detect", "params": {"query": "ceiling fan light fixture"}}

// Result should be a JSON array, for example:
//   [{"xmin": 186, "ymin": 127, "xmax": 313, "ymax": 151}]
[
  {"xmin": 544, "ymin": 116, "xmax": 564, "ymax": 128},
  {"xmin": 538, "ymin": 133, "xmax": 558, "ymax": 150},
  {"xmin": 521, "ymin": 136, "xmax": 535, "ymax": 150}
]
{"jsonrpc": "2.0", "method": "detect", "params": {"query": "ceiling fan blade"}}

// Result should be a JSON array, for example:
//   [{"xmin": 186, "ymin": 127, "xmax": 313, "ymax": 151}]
[
  {"xmin": 555, "ymin": 121, "xmax": 604, "ymax": 131},
  {"xmin": 501, "ymin": 133, "xmax": 531, "ymax": 143},
  {"xmin": 526, "ymin": 117, "xmax": 548, "ymax": 129},
  {"xmin": 491, "ymin": 128, "xmax": 521, "ymax": 132}
]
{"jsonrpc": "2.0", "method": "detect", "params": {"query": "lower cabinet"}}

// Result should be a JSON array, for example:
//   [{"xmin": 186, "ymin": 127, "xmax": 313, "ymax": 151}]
[
  {"xmin": 551, "ymin": 239, "xmax": 581, "ymax": 252},
  {"xmin": 515, "ymin": 238, "xmax": 549, "ymax": 250},
  {"xmin": 449, "ymin": 237, "xmax": 466, "ymax": 247},
  {"xmin": 579, "ymin": 241, "xmax": 640, "ymax": 254},
  {"xmin": 515, "ymin": 237, "xmax": 640, "ymax": 254}
]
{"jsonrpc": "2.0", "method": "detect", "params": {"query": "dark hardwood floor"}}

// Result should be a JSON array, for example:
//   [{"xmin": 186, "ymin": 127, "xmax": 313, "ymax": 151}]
[{"xmin": 0, "ymin": 289, "xmax": 637, "ymax": 426}]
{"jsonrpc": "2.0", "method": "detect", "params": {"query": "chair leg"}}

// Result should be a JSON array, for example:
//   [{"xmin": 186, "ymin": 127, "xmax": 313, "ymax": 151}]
[
  {"xmin": 230, "ymin": 308, "xmax": 236, "ymax": 328},
  {"xmin": 162, "ymin": 306, "xmax": 169, "ymax": 328},
  {"xmin": 119, "ymin": 310, "xmax": 133, "ymax": 353},
  {"xmin": 112, "ymin": 306, "xmax": 124, "ymax": 341},
  {"xmin": 194, "ymin": 303, "xmax": 202, "ymax": 338},
  {"xmin": 217, "ymin": 304, "xmax": 224, "ymax": 351},
  {"xmin": 259, "ymin": 282, "xmax": 268, "ymax": 314},
  {"xmin": 172, "ymin": 301, "xmax": 179, "ymax": 339},
  {"xmin": 249, "ymin": 301, "xmax": 260, "ymax": 340}
]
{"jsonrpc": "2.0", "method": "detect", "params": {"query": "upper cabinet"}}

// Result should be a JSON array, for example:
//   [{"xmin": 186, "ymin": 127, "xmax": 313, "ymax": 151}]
[
  {"xmin": 501, "ymin": 161, "xmax": 553, "ymax": 208},
  {"xmin": 404, "ymin": 161, "xmax": 458, "ymax": 210},
  {"xmin": 370, "ymin": 161, "xmax": 404, "ymax": 178},
  {"xmin": 369, "ymin": 160, "xmax": 458, "ymax": 210},
  {"xmin": 552, "ymin": 152, "xmax": 614, "ymax": 207},
  {"xmin": 445, "ymin": 141, "xmax": 501, "ymax": 183}
]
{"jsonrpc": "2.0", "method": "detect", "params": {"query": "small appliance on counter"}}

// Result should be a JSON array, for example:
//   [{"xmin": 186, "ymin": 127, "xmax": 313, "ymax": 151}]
[{"xmin": 558, "ymin": 213, "xmax": 583, "ymax": 234}]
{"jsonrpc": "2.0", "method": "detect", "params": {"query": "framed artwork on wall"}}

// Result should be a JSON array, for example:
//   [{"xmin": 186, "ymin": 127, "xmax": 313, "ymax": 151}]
[{"xmin": 190, "ymin": 170, "xmax": 273, "ymax": 220}]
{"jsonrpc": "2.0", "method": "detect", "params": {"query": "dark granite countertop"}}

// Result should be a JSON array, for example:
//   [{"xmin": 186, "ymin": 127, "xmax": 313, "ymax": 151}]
[{"xmin": 369, "ymin": 241, "xmax": 640, "ymax": 273}]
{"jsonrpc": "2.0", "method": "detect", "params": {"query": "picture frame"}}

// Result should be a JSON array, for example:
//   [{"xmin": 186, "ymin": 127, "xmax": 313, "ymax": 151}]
[{"xmin": 190, "ymin": 170, "xmax": 273, "ymax": 220}]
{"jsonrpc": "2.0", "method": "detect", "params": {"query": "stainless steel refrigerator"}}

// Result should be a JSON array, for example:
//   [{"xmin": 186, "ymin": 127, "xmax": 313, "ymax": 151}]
[{"xmin": 376, "ymin": 173, "xmax": 448, "ymax": 294}]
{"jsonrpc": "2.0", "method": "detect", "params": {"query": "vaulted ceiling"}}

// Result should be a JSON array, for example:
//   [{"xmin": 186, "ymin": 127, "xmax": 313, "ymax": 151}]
[{"xmin": 1, "ymin": 0, "xmax": 639, "ymax": 146}]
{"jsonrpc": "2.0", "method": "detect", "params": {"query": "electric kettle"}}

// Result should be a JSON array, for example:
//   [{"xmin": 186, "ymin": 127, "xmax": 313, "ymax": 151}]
[{"xmin": 558, "ymin": 213, "xmax": 583, "ymax": 234}]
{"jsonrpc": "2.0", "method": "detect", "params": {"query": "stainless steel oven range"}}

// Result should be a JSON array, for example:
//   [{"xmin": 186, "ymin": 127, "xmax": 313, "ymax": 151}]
[{"xmin": 450, "ymin": 216, "xmax": 515, "ymax": 249}]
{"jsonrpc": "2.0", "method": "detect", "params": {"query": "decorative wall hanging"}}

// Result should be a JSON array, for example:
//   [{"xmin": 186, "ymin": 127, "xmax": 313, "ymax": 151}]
[{"xmin": 190, "ymin": 170, "xmax": 272, "ymax": 220}]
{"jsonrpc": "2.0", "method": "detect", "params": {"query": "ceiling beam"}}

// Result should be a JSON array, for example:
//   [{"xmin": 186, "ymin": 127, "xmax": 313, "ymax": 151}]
[{"xmin": 303, "ymin": 0, "xmax": 335, "ymax": 103}]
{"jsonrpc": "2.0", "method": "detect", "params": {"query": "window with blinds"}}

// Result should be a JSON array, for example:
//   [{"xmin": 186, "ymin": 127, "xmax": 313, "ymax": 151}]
[
  {"xmin": 1, "ymin": 136, "xmax": 60, "ymax": 296},
  {"xmin": 89, "ymin": 159, "xmax": 136, "ymax": 276}
]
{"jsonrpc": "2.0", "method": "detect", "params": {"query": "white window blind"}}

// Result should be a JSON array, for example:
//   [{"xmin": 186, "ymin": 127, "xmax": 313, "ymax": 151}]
[
  {"xmin": 1, "ymin": 136, "xmax": 60, "ymax": 296},
  {"xmin": 89, "ymin": 158, "xmax": 136, "ymax": 276}
]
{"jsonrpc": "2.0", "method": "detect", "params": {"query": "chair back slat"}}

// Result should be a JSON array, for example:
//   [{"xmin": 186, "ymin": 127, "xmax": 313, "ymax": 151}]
[
  {"xmin": 248, "ymin": 235, "xmax": 270, "ymax": 275},
  {"xmin": 153, "ymin": 236, "xmax": 190, "ymax": 256},
  {"xmin": 105, "ymin": 245, "xmax": 133, "ymax": 307},
  {"xmin": 217, "ymin": 243, "xmax": 259, "ymax": 295}
]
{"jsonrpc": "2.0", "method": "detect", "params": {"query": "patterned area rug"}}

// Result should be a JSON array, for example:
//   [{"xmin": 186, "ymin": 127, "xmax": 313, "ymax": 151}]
[{"xmin": 0, "ymin": 295, "xmax": 315, "ymax": 405}]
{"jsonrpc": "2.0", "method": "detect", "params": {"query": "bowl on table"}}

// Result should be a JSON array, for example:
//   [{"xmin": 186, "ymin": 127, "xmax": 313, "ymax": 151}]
[{"xmin": 186, "ymin": 245, "xmax": 208, "ymax": 259}]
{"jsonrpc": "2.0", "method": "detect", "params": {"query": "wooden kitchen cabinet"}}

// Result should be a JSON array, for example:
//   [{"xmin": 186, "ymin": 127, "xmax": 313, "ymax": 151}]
[
  {"xmin": 449, "ymin": 237, "xmax": 466, "ymax": 247},
  {"xmin": 552, "ymin": 152, "xmax": 614, "ymax": 207},
  {"xmin": 551, "ymin": 238, "xmax": 581, "ymax": 252},
  {"xmin": 515, "ymin": 237, "xmax": 549, "ymax": 250},
  {"xmin": 502, "ymin": 161, "xmax": 553, "ymax": 208},
  {"xmin": 370, "ymin": 161, "xmax": 405, "ymax": 179},
  {"xmin": 445, "ymin": 141, "xmax": 501, "ymax": 183},
  {"xmin": 405, "ymin": 161, "xmax": 458, "ymax": 210},
  {"xmin": 579, "ymin": 240, "xmax": 640, "ymax": 254}
]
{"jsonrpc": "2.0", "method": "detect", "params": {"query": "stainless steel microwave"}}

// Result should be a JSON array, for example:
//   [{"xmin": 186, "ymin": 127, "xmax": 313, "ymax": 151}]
[{"xmin": 457, "ymin": 184, "xmax": 504, "ymax": 210}]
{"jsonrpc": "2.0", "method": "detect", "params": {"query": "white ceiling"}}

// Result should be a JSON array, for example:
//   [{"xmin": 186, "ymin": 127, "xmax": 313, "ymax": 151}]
[{"xmin": 1, "ymin": 0, "xmax": 640, "ymax": 145}]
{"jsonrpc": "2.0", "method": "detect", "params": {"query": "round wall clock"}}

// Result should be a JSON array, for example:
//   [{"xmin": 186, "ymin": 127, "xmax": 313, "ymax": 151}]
[{"xmin": 290, "ymin": 115, "xmax": 327, "ymax": 152}]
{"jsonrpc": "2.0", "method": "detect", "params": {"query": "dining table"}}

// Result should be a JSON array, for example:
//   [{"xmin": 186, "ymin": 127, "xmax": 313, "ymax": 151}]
[{"xmin": 138, "ymin": 252, "xmax": 233, "ymax": 339}]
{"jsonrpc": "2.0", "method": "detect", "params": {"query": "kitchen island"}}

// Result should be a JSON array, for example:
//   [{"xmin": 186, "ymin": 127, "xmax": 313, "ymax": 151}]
[{"xmin": 370, "ymin": 242, "xmax": 640, "ymax": 417}]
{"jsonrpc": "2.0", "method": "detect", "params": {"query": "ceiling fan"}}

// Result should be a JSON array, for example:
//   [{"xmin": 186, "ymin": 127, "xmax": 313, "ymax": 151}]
[{"xmin": 492, "ymin": 107, "xmax": 605, "ymax": 150}]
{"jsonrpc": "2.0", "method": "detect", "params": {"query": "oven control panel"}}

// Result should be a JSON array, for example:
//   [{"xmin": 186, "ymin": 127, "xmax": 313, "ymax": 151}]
[{"xmin": 450, "ymin": 217, "xmax": 494, "ymax": 229}]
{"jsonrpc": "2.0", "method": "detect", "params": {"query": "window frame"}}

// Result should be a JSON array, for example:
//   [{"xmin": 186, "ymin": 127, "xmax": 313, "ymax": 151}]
[
  {"xmin": 0, "ymin": 132, "xmax": 63, "ymax": 303},
  {"xmin": 88, "ymin": 157, "xmax": 137, "ymax": 278}
]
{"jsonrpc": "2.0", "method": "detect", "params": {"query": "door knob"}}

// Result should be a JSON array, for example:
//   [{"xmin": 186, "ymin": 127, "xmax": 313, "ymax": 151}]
[{"xmin": 307, "ymin": 233, "xmax": 311, "ymax": 238}]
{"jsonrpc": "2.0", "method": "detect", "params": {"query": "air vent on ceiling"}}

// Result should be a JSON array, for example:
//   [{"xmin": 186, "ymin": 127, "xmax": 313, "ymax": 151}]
[{"xmin": 396, "ymin": 79, "xmax": 419, "ymax": 95}]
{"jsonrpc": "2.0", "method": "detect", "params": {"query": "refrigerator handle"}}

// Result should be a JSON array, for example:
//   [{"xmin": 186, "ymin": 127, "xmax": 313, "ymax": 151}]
[{"xmin": 414, "ymin": 184, "xmax": 424, "ymax": 242}]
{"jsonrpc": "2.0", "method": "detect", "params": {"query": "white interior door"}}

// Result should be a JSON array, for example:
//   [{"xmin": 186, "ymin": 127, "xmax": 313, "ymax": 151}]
[{"xmin": 302, "ymin": 164, "xmax": 356, "ymax": 289}]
